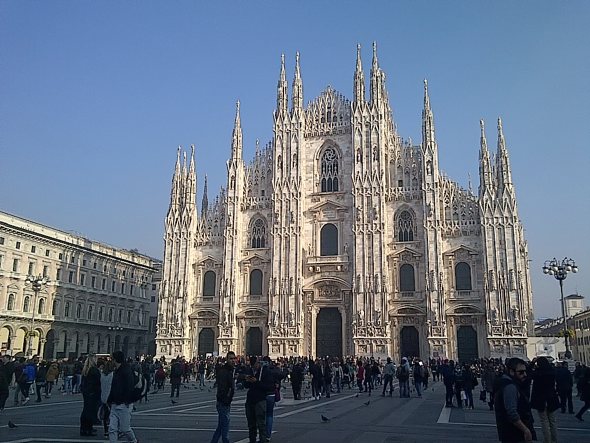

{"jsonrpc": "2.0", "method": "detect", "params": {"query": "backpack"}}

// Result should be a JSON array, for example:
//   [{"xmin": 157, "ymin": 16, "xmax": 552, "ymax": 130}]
[{"xmin": 128, "ymin": 369, "xmax": 144, "ymax": 403}]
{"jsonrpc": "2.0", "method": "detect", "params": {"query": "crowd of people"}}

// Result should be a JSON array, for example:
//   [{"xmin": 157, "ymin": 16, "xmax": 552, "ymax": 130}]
[{"xmin": 0, "ymin": 351, "xmax": 589, "ymax": 443}]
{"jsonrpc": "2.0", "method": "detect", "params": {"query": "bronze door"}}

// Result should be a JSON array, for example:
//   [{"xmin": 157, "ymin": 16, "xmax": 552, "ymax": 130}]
[
  {"xmin": 400, "ymin": 326, "xmax": 420, "ymax": 359},
  {"xmin": 198, "ymin": 328, "xmax": 215, "ymax": 356},
  {"xmin": 457, "ymin": 326, "xmax": 478, "ymax": 363},
  {"xmin": 246, "ymin": 327, "xmax": 263, "ymax": 356},
  {"xmin": 316, "ymin": 307, "xmax": 342, "ymax": 358}
]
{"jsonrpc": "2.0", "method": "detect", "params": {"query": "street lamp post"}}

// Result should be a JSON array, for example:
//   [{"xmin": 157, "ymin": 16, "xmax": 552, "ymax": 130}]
[
  {"xmin": 542, "ymin": 257, "xmax": 579, "ymax": 359},
  {"xmin": 25, "ymin": 275, "xmax": 50, "ymax": 357}
]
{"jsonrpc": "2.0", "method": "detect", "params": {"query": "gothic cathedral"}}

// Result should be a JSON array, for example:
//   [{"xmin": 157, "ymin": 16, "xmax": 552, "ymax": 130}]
[{"xmin": 156, "ymin": 44, "xmax": 533, "ymax": 362}]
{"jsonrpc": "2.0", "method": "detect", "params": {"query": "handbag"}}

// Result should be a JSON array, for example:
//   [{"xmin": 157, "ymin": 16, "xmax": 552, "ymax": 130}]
[{"xmin": 479, "ymin": 390, "xmax": 487, "ymax": 402}]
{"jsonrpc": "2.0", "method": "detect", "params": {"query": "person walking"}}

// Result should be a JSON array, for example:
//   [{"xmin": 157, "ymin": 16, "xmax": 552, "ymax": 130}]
[
  {"xmin": 555, "ymin": 361, "xmax": 574, "ymax": 414},
  {"xmin": 45, "ymin": 361, "xmax": 59, "ymax": 398},
  {"xmin": 575, "ymin": 366, "xmax": 590, "ymax": 422},
  {"xmin": 210, "ymin": 351, "xmax": 236, "ymax": 443},
  {"xmin": 530, "ymin": 356, "xmax": 559, "ymax": 443},
  {"xmin": 34, "ymin": 361, "xmax": 47, "ymax": 403},
  {"xmin": 381, "ymin": 358, "xmax": 395, "ymax": 397},
  {"xmin": 169, "ymin": 358, "xmax": 182, "ymax": 403},
  {"xmin": 413, "ymin": 360, "xmax": 424, "ymax": 398},
  {"xmin": 396, "ymin": 357, "xmax": 410, "ymax": 398},
  {"xmin": 290, "ymin": 361, "xmax": 304, "ymax": 400},
  {"xmin": 99, "ymin": 359, "xmax": 114, "ymax": 438},
  {"xmin": 242, "ymin": 356, "xmax": 274, "ymax": 443},
  {"xmin": 80, "ymin": 354, "xmax": 101, "ymax": 436},
  {"xmin": 107, "ymin": 351, "xmax": 138, "ymax": 443},
  {"xmin": 494, "ymin": 357, "xmax": 536, "ymax": 443},
  {"xmin": 441, "ymin": 360, "xmax": 456, "ymax": 407}
]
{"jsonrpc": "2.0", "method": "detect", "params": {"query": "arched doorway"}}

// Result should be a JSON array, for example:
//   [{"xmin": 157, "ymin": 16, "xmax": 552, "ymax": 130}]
[
  {"xmin": 457, "ymin": 325, "xmax": 478, "ymax": 363},
  {"xmin": 400, "ymin": 326, "xmax": 420, "ymax": 359},
  {"xmin": 198, "ymin": 328, "xmax": 215, "ymax": 356},
  {"xmin": 245, "ymin": 327, "xmax": 262, "ymax": 356},
  {"xmin": 316, "ymin": 308, "xmax": 342, "ymax": 358},
  {"xmin": 0, "ymin": 326, "xmax": 12, "ymax": 353}
]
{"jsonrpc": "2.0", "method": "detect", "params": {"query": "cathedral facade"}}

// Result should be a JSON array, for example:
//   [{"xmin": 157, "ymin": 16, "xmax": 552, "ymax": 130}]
[{"xmin": 156, "ymin": 44, "xmax": 533, "ymax": 362}]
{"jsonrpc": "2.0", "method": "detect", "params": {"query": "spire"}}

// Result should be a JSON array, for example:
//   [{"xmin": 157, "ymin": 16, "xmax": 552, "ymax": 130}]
[
  {"xmin": 185, "ymin": 144, "xmax": 196, "ymax": 208},
  {"xmin": 201, "ymin": 174, "xmax": 209, "ymax": 218},
  {"xmin": 276, "ymin": 54, "xmax": 288, "ymax": 115},
  {"xmin": 496, "ymin": 117, "xmax": 513, "ymax": 194},
  {"xmin": 353, "ymin": 44, "xmax": 365, "ymax": 103},
  {"xmin": 478, "ymin": 119, "xmax": 494, "ymax": 196},
  {"xmin": 231, "ymin": 100, "xmax": 242, "ymax": 160},
  {"xmin": 422, "ymin": 79, "xmax": 435, "ymax": 149},
  {"xmin": 169, "ymin": 146, "xmax": 183, "ymax": 211},
  {"xmin": 370, "ymin": 41, "xmax": 381, "ymax": 104},
  {"xmin": 291, "ymin": 52, "xmax": 303, "ymax": 112}
]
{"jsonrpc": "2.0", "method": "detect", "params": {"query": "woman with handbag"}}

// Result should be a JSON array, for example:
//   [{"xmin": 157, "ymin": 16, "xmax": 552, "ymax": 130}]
[
  {"xmin": 79, "ymin": 354, "xmax": 101, "ymax": 436},
  {"xmin": 530, "ymin": 357, "xmax": 559, "ymax": 443}
]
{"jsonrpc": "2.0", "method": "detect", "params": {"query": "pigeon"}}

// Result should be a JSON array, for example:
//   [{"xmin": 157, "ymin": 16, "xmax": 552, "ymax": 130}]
[
  {"xmin": 321, "ymin": 414, "xmax": 330, "ymax": 422},
  {"xmin": 8, "ymin": 421, "xmax": 17, "ymax": 429},
  {"xmin": 171, "ymin": 399, "xmax": 177, "ymax": 404},
  {"xmin": 355, "ymin": 393, "xmax": 359, "ymax": 398},
  {"xmin": 364, "ymin": 400, "xmax": 371, "ymax": 406}
]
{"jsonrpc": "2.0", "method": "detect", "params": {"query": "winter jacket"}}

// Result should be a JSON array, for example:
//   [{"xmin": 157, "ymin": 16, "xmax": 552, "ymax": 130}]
[
  {"xmin": 530, "ymin": 367, "xmax": 560, "ymax": 412},
  {"xmin": 46, "ymin": 363, "xmax": 59, "ymax": 382},
  {"xmin": 107, "ymin": 362, "xmax": 134, "ymax": 405},
  {"xmin": 215, "ymin": 363, "xmax": 235, "ymax": 406}
]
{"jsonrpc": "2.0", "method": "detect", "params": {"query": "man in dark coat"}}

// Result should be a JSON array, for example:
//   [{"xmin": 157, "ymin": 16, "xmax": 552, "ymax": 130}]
[
  {"xmin": 290, "ymin": 362, "xmax": 304, "ymax": 400},
  {"xmin": 210, "ymin": 351, "xmax": 236, "ymax": 443},
  {"xmin": 494, "ymin": 357, "xmax": 536, "ymax": 443},
  {"xmin": 241, "ymin": 356, "xmax": 274, "ymax": 443},
  {"xmin": 555, "ymin": 361, "xmax": 574, "ymax": 414},
  {"xmin": 107, "ymin": 351, "xmax": 137, "ymax": 443}
]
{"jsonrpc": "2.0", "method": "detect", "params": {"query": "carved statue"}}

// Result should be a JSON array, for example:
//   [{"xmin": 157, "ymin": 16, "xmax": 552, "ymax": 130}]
[
  {"xmin": 491, "ymin": 307, "xmax": 498, "ymax": 325},
  {"xmin": 307, "ymin": 243, "xmax": 312, "ymax": 256},
  {"xmin": 511, "ymin": 306, "xmax": 520, "ymax": 323},
  {"xmin": 344, "ymin": 242, "xmax": 349, "ymax": 254},
  {"xmin": 288, "ymin": 310, "xmax": 295, "ymax": 327},
  {"xmin": 271, "ymin": 310, "xmax": 279, "ymax": 327},
  {"xmin": 375, "ymin": 309, "xmax": 382, "ymax": 326},
  {"xmin": 357, "ymin": 309, "xmax": 364, "ymax": 326}
]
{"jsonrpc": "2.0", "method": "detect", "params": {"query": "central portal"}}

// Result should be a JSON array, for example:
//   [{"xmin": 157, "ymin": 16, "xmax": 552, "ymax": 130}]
[{"xmin": 316, "ymin": 307, "xmax": 342, "ymax": 358}]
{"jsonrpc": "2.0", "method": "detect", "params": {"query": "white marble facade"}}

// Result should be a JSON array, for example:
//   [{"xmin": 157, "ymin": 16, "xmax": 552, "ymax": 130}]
[{"xmin": 156, "ymin": 45, "xmax": 533, "ymax": 362}]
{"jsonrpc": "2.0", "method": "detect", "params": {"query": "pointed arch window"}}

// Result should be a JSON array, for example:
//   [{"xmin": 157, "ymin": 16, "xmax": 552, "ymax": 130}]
[
  {"xmin": 7, "ymin": 293, "xmax": 15, "ymax": 310},
  {"xmin": 397, "ymin": 211, "xmax": 415, "ymax": 242},
  {"xmin": 320, "ymin": 147, "xmax": 340, "ymax": 192},
  {"xmin": 399, "ymin": 264, "xmax": 415, "ymax": 292},
  {"xmin": 250, "ymin": 218, "xmax": 267, "ymax": 248},
  {"xmin": 203, "ymin": 271, "xmax": 216, "ymax": 296},
  {"xmin": 249, "ymin": 269, "xmax": 263, "ymax": 296},
  {"xmin": 455, "ymin": 262, "xmax": 472, "ymax": 291},
  {"xmin": 23, "ymin": 296, "xmax": 30, "ymax": 312}
]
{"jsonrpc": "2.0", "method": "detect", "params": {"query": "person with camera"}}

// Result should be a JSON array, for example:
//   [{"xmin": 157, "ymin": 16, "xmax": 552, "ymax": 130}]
[{"xmin": 241, "ymin": 356, "xmax": 274, "ymax": 443}]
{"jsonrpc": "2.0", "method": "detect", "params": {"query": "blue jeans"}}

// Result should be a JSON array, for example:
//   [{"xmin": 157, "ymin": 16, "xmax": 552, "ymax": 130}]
[
  {"xmin": 414, "ymin": 380, "xmax": 422, "ymax": 397},
  {"xmin": 399, "ymin": 379, "xmax": 409, "ymax": 397},
  {"xmin": 266, "ymin": 394, "xmax": 275, "ymax": 437},
  {"xmin": 210, "ymin": 401, "xmax": 231, "ymax": 443}
]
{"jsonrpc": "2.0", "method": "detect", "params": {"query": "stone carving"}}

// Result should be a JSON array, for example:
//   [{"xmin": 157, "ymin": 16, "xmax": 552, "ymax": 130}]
[
  {"xmin": 318, "ymin": 285, "xmax": 340, "ymax": 299},
  {"xmin": 271, "ymin": 310, "xmax": 279, "ymax": 327},
  {"xmin": 374, "ymin": 309, "xmax": 382, "ymax": 326},
  {"xmin": 288, "ymin": 310, "xmax": 295, "ymax": 327},
  {"xmin": 357, "ymin": 309, "xmax": 364, "ymax": 326}
]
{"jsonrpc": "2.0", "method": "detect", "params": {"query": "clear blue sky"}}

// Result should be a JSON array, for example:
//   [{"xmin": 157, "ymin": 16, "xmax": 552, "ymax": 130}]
[{"xmin": 1, "ymin": 1, "xmax": 588, "ymax": 318}]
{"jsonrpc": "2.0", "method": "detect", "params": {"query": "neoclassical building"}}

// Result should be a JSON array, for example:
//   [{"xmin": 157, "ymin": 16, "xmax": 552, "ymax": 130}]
[
  {"xmin": 156, "ymin": 44, "xmax": 533, "ymax": 361},
  {"xmin": 0, "ymin": 211, "xmax": 160, "ymax": 359}
]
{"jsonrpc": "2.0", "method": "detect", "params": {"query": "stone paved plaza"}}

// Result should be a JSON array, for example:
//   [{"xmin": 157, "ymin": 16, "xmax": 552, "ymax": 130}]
[{"xmin": 0, "ymin": 380, "xmax": 588, "ymax": 443}]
